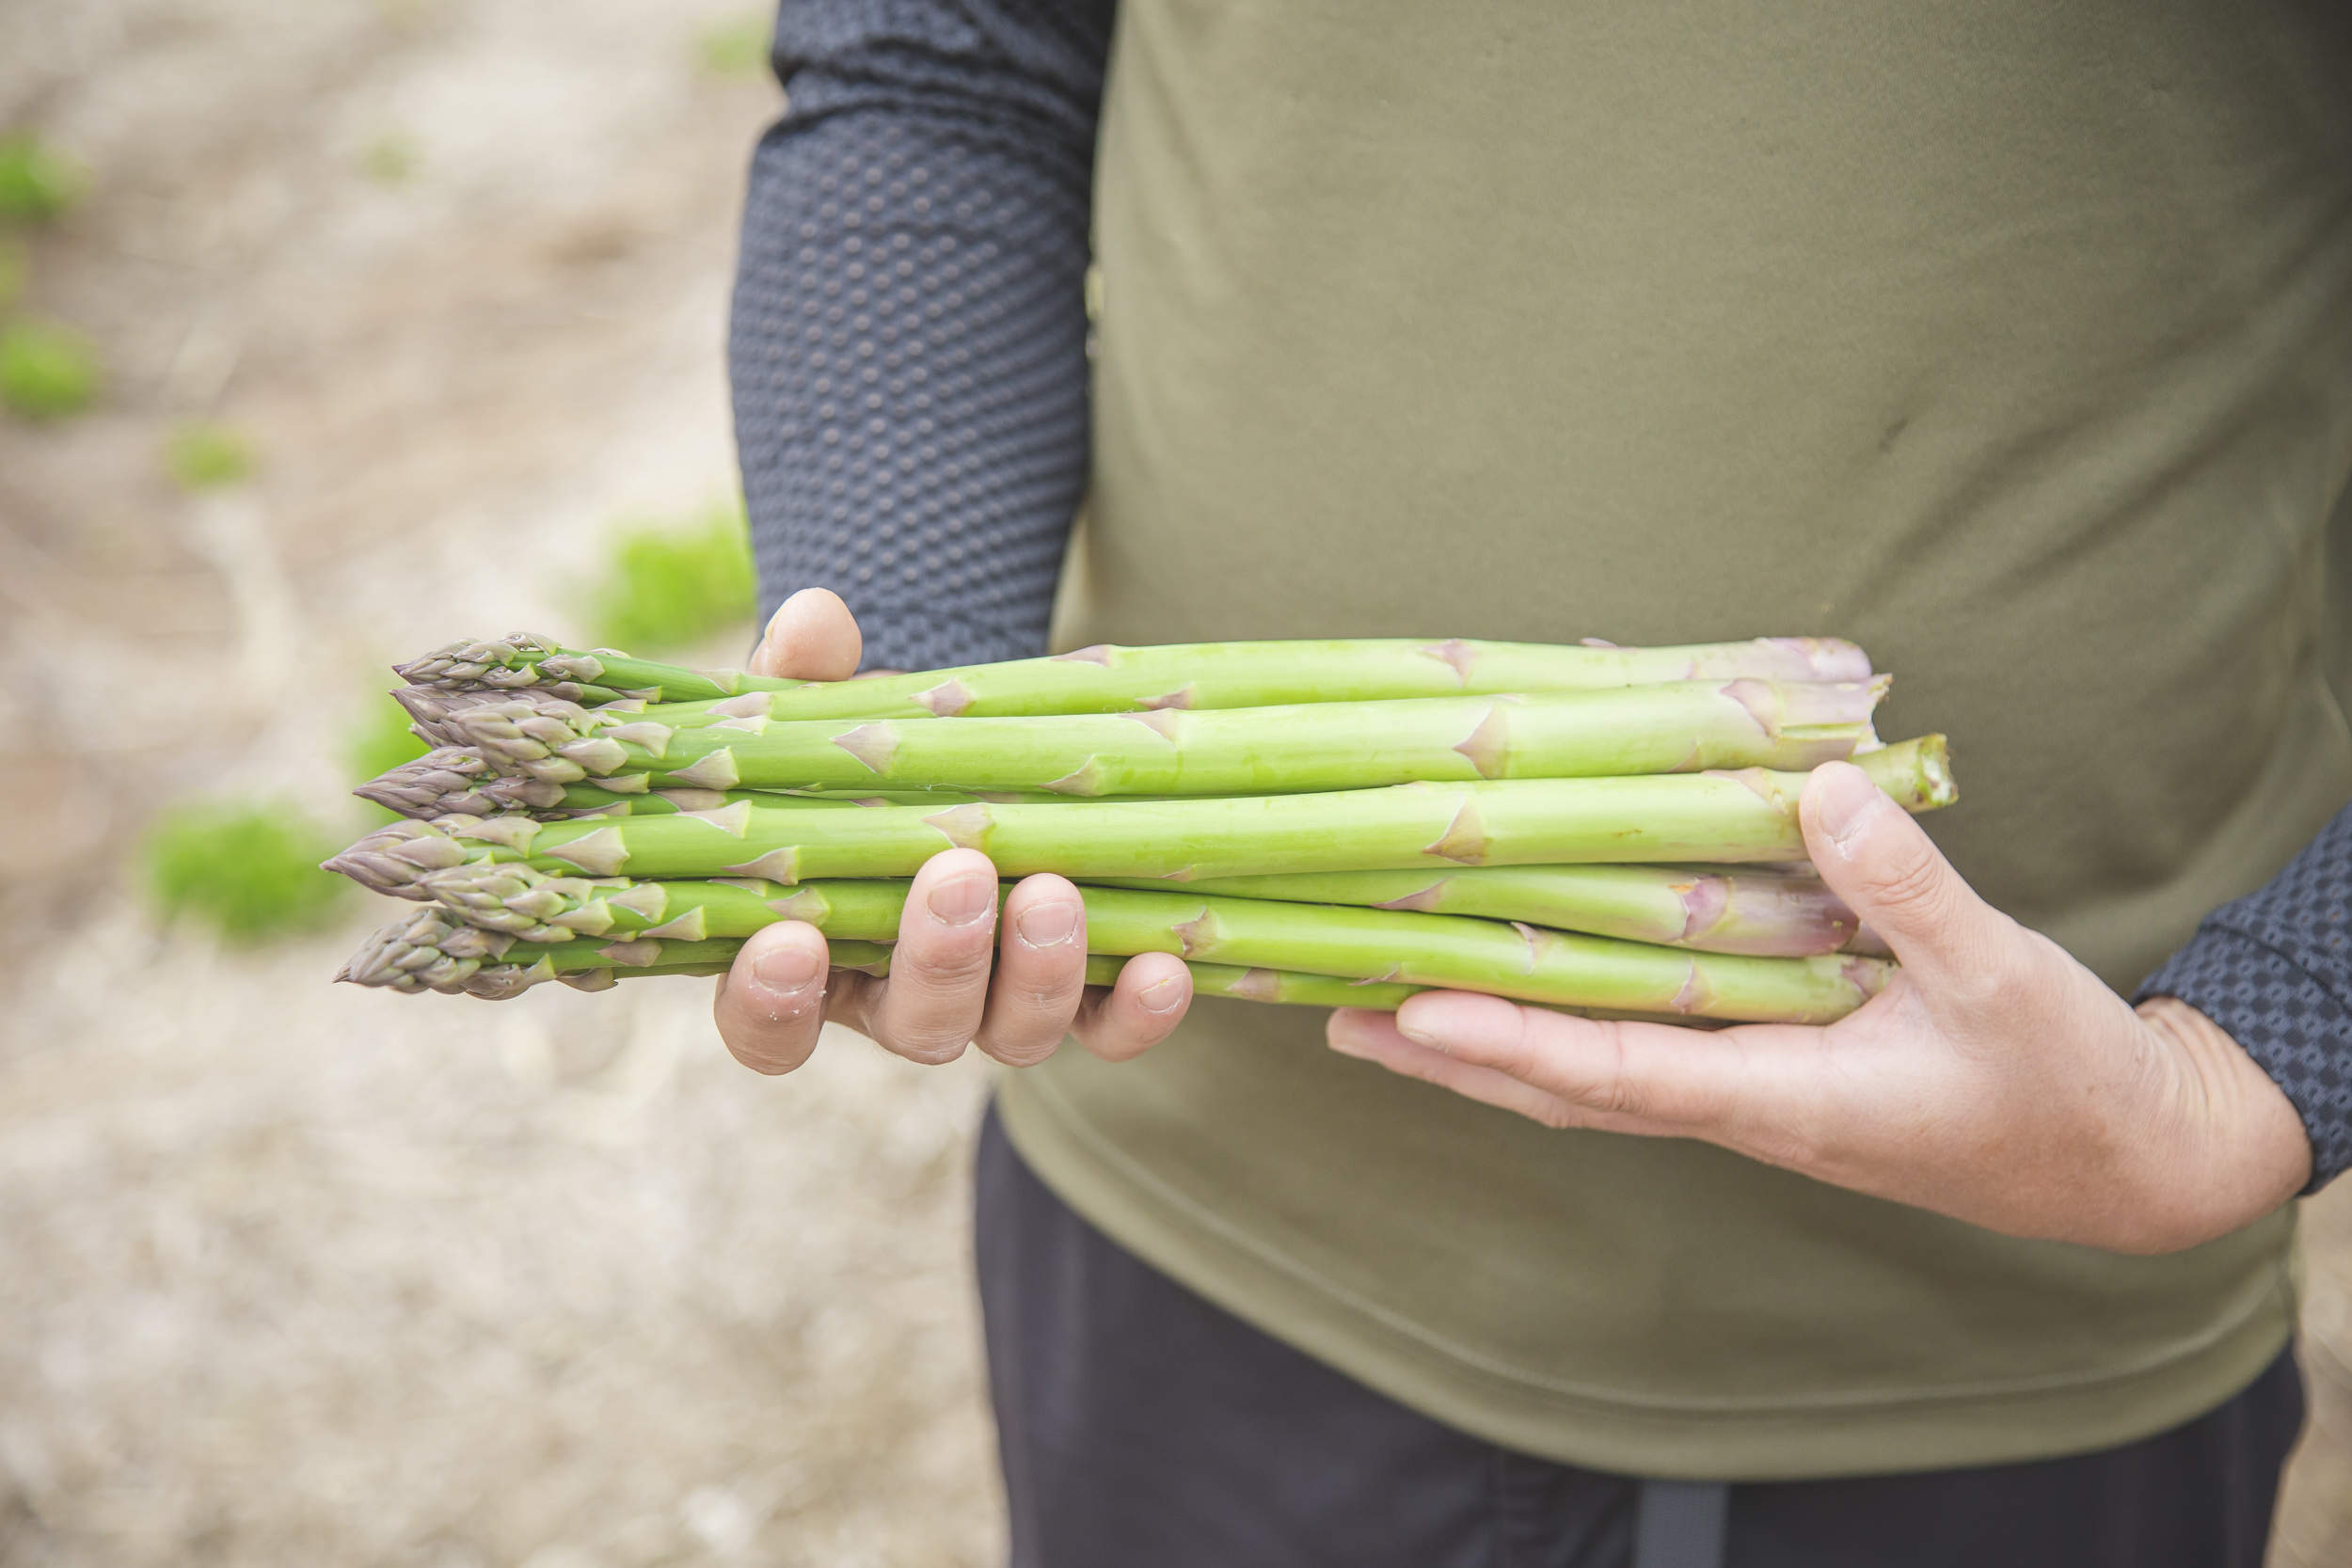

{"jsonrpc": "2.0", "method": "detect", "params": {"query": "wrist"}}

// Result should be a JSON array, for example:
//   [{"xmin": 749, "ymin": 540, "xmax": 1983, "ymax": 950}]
[{"xmin": 2120, "ymin": 997, "xmax": 2311, "ymax": 1251}]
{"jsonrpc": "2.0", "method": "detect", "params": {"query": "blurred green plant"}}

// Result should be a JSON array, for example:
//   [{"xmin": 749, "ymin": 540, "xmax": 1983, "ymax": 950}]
[
  {"xmin": 0, "ymin": 132, "xmax": 85, "ymax": 226},
  {"xmin": 347, "ymin": 690, "xmax": 432, "ymax": 787},
  {"xmin": 579, "ymin": 502, "xmax": 757, "ymax": 653},
  {"xmin": 0, "ymin": 236, "xmax": 25, "ymax": 313},
  {"xmin": 375, "ymin": 0, "xmax": 439, "ymax": 31},
  {"xmin": 0, "ymin": 317, "xmax": 101, "ymax": 420},
  {"xmin": 166, "ymin": 421, "xmax": 258, "ymax": 491},
  {"xmin": 141, "ymin": 798, "xmax": 350, "ymax": 943},
  {"xmin": 697, "ymin": 14, "xmax": 772, "ymax": 76},
  {"xmin": 359, "ymin": 133, "xmax": 421, "ymax": 186}
]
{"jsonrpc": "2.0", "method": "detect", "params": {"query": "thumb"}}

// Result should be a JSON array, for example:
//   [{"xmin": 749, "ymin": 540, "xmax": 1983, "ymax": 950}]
[
  {"xmin": 752, "ymin": 586, "xmax": 863, "ymax": 680},
  {"xmin": 1801, "ymin": 760, "xmax": 2002, "ymax": 977}
]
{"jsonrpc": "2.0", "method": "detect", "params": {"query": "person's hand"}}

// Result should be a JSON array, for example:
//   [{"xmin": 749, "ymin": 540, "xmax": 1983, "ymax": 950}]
[
  {"xmin": 711, "ymin": 588, "xmax": 1193, "ymax": 1075},
  {"xmin": 1327, "ymin": 761, "xmax": 2312, "ymax": 1255}
]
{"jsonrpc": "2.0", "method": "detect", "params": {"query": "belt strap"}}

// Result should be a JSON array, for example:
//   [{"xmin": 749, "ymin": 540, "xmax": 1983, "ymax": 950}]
[{"xmin": 1633, "ymin": 1481, "xmax": 1729, "ymax": 1568}]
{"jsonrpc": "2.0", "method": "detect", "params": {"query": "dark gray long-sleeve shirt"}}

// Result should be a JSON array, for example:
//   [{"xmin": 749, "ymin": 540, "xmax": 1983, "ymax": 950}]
[{"xmin": 726, "ymin": 0, "xmax": 2352, "ymax": 1189}]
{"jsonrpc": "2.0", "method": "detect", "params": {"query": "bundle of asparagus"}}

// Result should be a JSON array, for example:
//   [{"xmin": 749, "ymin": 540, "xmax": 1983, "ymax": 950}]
[{"xmin": 331, "ymin": 633, "xmax": 1955, "ymax": 1025}]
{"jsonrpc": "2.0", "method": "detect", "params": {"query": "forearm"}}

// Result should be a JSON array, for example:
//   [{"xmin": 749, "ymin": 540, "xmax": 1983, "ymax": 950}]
[
  {"xmin": 2139, "ymin": 799, "xmax": 2352, "ymax": 1191},
  {"xmin": 729, "ymin": 0, "xmax": 1113, "ymax": 673}
]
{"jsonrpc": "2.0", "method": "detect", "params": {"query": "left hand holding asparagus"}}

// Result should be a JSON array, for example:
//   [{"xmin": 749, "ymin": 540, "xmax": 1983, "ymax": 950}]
[
  {"xmin": 1327, "ymin": 761, "xmax": 2312, "ymax": 1254},
  {"xmin": 711, "ymin": 589, "xmax": 1193, "ymax": 1075}
]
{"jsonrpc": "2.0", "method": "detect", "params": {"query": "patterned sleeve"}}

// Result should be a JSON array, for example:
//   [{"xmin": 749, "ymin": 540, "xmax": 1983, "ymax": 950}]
[
  {"xmin": 729, "ymin": 0, "xmax": 1116, "ymax": 673},
  {"xmin": 2138, "ymin": 802, "xmax": 2352, "ymax": 1191}
]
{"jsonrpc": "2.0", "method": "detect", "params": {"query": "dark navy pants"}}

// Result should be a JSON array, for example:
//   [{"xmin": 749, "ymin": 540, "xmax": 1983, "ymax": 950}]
[{"xmin": 975, "ymin": 1103, "xmax": 2303, "ymax": 1568}]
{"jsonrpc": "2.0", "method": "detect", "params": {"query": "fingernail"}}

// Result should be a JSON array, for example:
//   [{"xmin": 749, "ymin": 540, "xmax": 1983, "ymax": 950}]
[
  {"xmin": 1815, "ymin": 767, "xmax": 1880, "ymax": 850},
  {"xmin": 753, "ymin": 944, "xmax": 823, "ymax": 993},
  {"xmin": 1327, "ymin": 1033, "xmax": 1369, "ymax": 1059},
  {"xmin": 1137, "ymin": 975, "xmax": 1184, "ymax": 1014},
  {"xmin": 927, "ymin": 875, "xmax": 996, "ymax": 927},
  {"xmin": 1014, "ymin": 901, "xmax": 1079, "ymax": 950}
]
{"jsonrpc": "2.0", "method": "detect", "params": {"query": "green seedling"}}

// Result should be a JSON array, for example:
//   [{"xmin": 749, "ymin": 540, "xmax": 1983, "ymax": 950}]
[
  {"xmin": 579, "ymin": 502, "xmax": 757, "ymax": 653},
  {"xmin": 346, "ymin": 691, "xmax": 434, "ymax": 821},
  {"xmin": 0, "ymin": 237, "xmax": 25, "ymax": 312},
  {"xmin": 0, "ymin": 133, "xmax": 85, "ymax": 225},
  {"xmin": 166, "ymin": 422, "xmax": 258, "ymax": 492},
  {"xmin": 142, "ymin": 797, "xmax": 351, "ymax": 943},
  {"xmin": 0, "ymin": 318, "xmax": 100, "ymax": 420},
  {"xmin": 359, "ymin": 134, "xmax": 421, "ymax": 186},
  {"xmin": 697, "ymin": 15, "xmax": 771, "ymax": 76}
]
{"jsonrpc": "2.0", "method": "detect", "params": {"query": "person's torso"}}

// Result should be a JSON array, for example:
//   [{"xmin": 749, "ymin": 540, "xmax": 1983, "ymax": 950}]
[{"xmin": 1006, "ymin": 0, "xmax": 2352, "ymax": 1476}]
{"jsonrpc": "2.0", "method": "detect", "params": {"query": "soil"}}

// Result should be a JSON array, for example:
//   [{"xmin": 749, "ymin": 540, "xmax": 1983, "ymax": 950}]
[{"xmin": 0, "ymin": 2, "xmax": 2344, "ymax": 1564}]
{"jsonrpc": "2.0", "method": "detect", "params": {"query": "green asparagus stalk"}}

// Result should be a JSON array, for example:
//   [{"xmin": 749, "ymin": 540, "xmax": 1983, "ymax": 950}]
[
  {"xmin": 342, "ymin": 899, "xmax": 1420, "ymax": 1006},
  {"xmin": 389, "ymin": 685, "xmax": 606, "ymax": 748},
  {"xmin": 1084, "ymin": 955, "xmax": 1434, "ymax": 1010},
  {"xmin": 420, "ymin": 856, "xmax": 1865, "ymax": 959},
  {"xmin": 340, "ymin": 907, "xmax": 1744, "ymax": 1020},
  {"xmin": 335, "ymin": 905, "xmax": 891, "ymax": 998},
  {"xmin": 391, "ymin": 634, "xmax": 644, "ymax": 702},
  {"xmin": 356, "ymin": 753, "xmax": 1068, "ymax": 822},
  {"xmin": 1068, "ymin": 885, "xmax": 1890, "ymax": 1022},
  {"xmin": 433, "ymin": 679, "xmax": 1887, "ymax": 796},
  {"xmin": 415, "ymin": 863, "xmax": 910, "ymax": 944},
  {"xmin": 395, "ymin": 633, "xmax": 1871, "ymax": 712},
  {"xmin": 1081, "ymin": 863, "xmax": 1866, "ymax": 957},
  {"xmin": 355, "ymin": 747, "xmax": 526, "ymax": 817},
  {"xmin": 366, "ymin": 871, "xmax": 1891, "ymax": 1022},
  {"xmin": 1073, "ymin": 956, "xmax": 1724, "ymax": 1022},
  {"xmin": 326, "ymin": 737, "xmax": 1952, "ymax": 896}
]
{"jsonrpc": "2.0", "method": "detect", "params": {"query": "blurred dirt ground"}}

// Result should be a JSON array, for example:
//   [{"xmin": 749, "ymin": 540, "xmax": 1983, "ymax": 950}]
[
  {"xmin": 0, "ymin": 2, "xmax": 2346, "ymax": 1564},
  {"xmin": 0, "ymin": 1, "xmax": 1004, "ymax": 1563}
]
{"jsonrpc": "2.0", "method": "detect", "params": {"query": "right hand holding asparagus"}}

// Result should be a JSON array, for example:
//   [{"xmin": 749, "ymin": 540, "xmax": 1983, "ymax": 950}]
[{"xmin": 711, "ymin": 590, "xmax": 1195, "ymax": 1074}]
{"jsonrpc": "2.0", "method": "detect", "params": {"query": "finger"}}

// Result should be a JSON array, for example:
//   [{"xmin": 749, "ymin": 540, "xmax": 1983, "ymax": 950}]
[
  {"xmin": 750, "ymin": 586, "xmax": 862, "ymax": 680},
  {"xmin": 712, "ymin": 921, "xmax": 834, "ymax": 1074},
  {"xmin": 1799, "ymin": 760, "xmax": 2009, "ymax": 981},
  {"xmin": 974, "ymin": 875, "xmax": 1089, "ymax": 1066},
  {"xmin": 864, "ymin": 847, "xmax": 1003, "ymax": 1064},
  {"xmin": 1071, "ymin": 952, "xmax": 1191, "ymax": 1062},
  {"xmin": 1382, "ymin": 990, "xmax": 1824, "ymax": 1139},
  {"xmin": 1327, "ymin": 1007, "xmax": 1595, "ymax": 1128}
]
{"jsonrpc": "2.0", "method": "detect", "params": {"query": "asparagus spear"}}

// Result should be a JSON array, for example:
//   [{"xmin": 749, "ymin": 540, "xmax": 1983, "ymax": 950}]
[
  {"xmin": 395, "ymin": 633, "xmax": 1871, "ymax": 712},
  {"xmin": 1089, "ymin": 956, "xmax": 1435, "ymax": 1010},
  {"xmin": 389, "ymin": 686, "xmax": 604, "ymax": 748},
  {"xmin": 420, "ymin": 856, "xmax": 1863, "ymax": 958},
  {"xmin": 415, "ymin": 864, "xmax": 909, "ymax": 943},
  {"xmin": 392, "ymin": 634, "xmax": 642, "ymax": 702},
  {"xmin": 359, "ymin": 873, "xmax": 1890, "ymax": 1022},
  {"xmin": 355, "ymin": 754, "xmax": 1062, "ymax": 822},
  {"xmin": 335, "ymin": 905, "xmax": 891, "ymax": 998},
  {"xmin": 326, "ymin": 737, "xmax": 1953, "ymax": 896},
  {"xmin": 1071, "ymin": 885, "xmax": 1891, "ymax": 1022},
  {"xmin": 432, "ymin": 679, "xmax": 1888, "ymax": 796},
  {"xmin": 341, "ymin": 899, "xmax": 1422, "ymax": 1007},
  {"xmin": 1081, "ymin": 863, "xmax": 1866, "ymax": 957}
]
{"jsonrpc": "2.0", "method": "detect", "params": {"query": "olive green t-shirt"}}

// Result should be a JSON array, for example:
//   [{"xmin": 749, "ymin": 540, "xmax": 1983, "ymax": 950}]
[{"xmin": 1001, "ymin": 0, "xmax": 2352, "ymax": 1478}]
